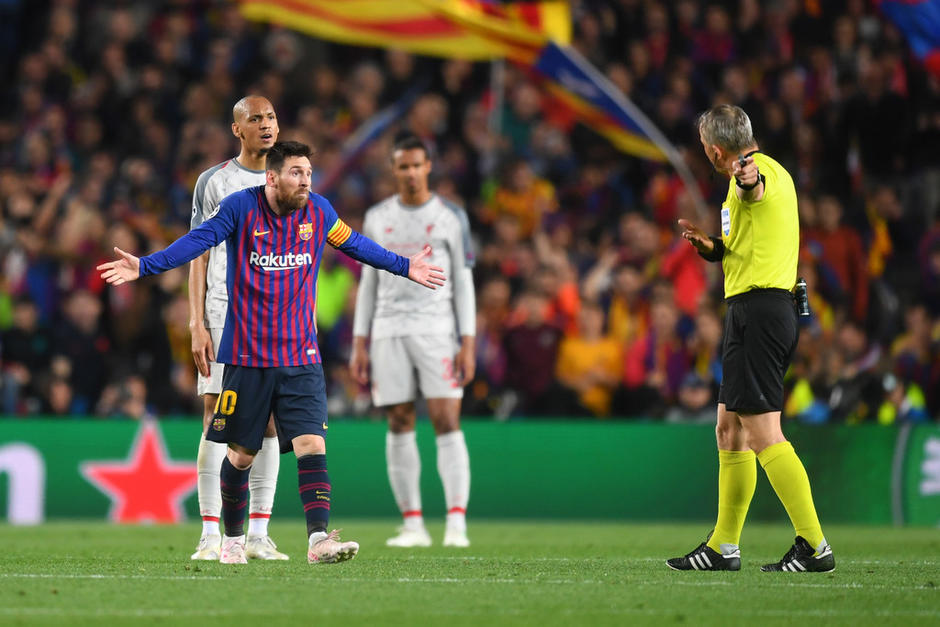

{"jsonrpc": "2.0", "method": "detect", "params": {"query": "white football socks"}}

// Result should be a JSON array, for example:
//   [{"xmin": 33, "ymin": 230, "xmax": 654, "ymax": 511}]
[
  {"xmin": 386, "ymin": 430, "xmax": 424, "ymax": 529},
  {"xmin": 196, "ymin": 434, "xmax": 226, "ymax": 535},
  {"xmin": 248, "ymin": 436, "xmax": 279, "ymax": 537},
  {"xmin": 436, "ymin": 430, "xmax": 470, "ymax": 532}
]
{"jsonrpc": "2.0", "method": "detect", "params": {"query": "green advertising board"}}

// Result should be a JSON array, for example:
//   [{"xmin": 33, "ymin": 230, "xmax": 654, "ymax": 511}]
[
  {"xmin": 898, "ymin": 424, "xmax": 940, "ymax": 526},
  {"xmin": 1, "ymin": 419, "xmax": 938, "ymax": 525}
]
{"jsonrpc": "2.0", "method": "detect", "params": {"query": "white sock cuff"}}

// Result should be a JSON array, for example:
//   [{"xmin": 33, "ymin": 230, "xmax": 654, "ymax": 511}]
[
  {"xmin": 388, "ymin": 430, "xmax": 418, "ymax": 446},
  {"xmin": 248, "ymin": 435, "xmax": 279, "ymax": 516},
  {"xmin": 197, "ymin": 436, "xmax": 227, "ymax": 518},
  {"xmin": 435, "ymin": 430, "xmax": 465, "ymax": 447}
]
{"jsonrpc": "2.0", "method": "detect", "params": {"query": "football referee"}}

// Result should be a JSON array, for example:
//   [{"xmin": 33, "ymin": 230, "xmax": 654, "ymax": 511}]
[{"xmin": 667, "ymin": 104, "xmax": 834, "ymax": 573}]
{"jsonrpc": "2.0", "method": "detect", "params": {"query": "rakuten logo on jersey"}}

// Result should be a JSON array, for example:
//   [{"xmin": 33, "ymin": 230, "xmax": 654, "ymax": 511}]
[{"xmin": 249, "ymin": 251, "xmax": 313, "ymax": 271}]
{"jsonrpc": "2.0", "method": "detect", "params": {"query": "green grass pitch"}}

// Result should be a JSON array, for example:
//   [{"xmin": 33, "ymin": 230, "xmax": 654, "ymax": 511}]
[{"xmin": 1, "ymin": 520, "xmax": 938, "ymax": 626}]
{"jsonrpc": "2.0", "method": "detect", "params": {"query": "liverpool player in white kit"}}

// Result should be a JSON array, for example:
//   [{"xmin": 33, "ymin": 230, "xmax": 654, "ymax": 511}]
[
  {"xmin": 189, "ymin": 96, "xmax": 287, "ymax": 560},
  {"xmin": 350, "ymin": 133, "xmax": 476, "ymax": 547}
]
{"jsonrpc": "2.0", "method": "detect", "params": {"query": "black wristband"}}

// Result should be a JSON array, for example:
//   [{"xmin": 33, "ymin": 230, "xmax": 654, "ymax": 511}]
[
  {"xmin": 698, "ymin": 236, "xmax": 724, "ymax": 263},
  {"xmin": 736, "ymin": 172, "xmax": 764, "ymax": 191}
]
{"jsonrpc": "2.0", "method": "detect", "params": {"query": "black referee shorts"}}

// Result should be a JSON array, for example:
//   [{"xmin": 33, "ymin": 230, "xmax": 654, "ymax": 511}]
[{"xmin": 718, "ymin": 288, "xmax": 798, "ymax": 414}]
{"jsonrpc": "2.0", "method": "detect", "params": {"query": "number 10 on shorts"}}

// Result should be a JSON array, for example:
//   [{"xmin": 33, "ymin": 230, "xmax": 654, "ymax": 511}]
[{"xmin": 214, "ymin": 390, "xmax": 238, "ymax": 415}]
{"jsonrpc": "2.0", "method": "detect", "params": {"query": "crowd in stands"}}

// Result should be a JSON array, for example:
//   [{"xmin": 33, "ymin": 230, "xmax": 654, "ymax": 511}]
[{"xmin": 1, "ymin": 0, "xmax": 938, "ymax": 423}]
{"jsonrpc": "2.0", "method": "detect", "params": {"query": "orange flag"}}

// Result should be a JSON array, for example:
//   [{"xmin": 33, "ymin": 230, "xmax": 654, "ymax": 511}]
[{"xmin": 238, "ymin": 0, "xmax": 570, "ymax": 62}]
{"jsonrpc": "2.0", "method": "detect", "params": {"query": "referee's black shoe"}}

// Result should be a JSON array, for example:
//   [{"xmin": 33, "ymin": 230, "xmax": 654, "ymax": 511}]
[
  {"xmin": 666, "ymin": 535, "xmax": 741, "ymax": 571},
  {"xmin": 760, "ymin": 536, "xmax": 835, "ymax": 572}
]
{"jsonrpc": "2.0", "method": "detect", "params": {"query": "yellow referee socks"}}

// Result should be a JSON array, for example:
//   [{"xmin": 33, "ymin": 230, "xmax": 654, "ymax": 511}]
[
  {"xmin": 707, "ymin": 449, "xmax": 756, "ymax": 552},
  {"xmin": 758, "ymin": 441, "xmax": 825, "ymax": 550}
]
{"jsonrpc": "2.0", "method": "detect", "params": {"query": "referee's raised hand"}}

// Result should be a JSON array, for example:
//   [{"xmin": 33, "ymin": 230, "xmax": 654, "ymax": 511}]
[
  {"xmin": 678, "ymin": 219, "xmax": 714, "ymax": 255},
  {"xmin": 97, "ymin": 247, "xmax": 141, "ymax": 285},
  {"xmin": 407, "ymin": 245, "xmax": 446, "ymax": 289},
  {"xmin": 732, "ymin": 155, "xmax": 760, "ymax": 187}
]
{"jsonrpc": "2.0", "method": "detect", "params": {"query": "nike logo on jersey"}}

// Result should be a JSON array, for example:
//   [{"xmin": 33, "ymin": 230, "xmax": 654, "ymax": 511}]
[{"xmin": 254, "ymin": 229, "xmax": 270, "ymax": 237}]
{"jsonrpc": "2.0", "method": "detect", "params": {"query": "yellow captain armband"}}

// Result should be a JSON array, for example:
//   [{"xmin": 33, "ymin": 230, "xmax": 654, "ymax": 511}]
[{"xmin": 326, "ymin": 219, "xmax": 352, "ymax": 247}]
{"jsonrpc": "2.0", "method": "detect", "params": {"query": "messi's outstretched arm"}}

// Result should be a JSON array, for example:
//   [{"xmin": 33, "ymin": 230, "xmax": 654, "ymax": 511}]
[
  {"xmin": 327, "ymin": 218, "xmax": 445, "ymax": 289},
  {"xmin": 98, "ymin": 201, "xmax": 237, "ymax": 284}
]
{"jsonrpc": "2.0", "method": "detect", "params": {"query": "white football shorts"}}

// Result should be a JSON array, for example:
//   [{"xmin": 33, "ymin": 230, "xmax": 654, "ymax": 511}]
[
  {"xmin": 196, "ymin": 327, "xmax": 224, "ymax": 396},
  {"xmin": 370, "ymin": 334, "xmax": 464, "ymax": 406}
]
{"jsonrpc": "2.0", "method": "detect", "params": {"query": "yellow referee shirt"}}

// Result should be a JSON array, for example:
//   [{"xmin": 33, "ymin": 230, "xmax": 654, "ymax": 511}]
[{"xmin": 720, "ymin": 152, "xmax": 799, "ymax": 298}]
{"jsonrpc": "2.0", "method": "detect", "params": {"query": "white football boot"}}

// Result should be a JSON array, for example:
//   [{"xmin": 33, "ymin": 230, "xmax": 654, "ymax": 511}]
[
  {"xmin": 307, "ymin": 529, "xmax": 359, "ymax": 564},
  {"xmin": 246, "ymin": 535, "xmax": 290, "ymax": 560},
  {"xmin": 219, "ymin": 535, "xmax": 248, "ymax": 564},
  {"xmin": 443, "ymin": 528, "xmax": 470, "ymax": 548},
  {"xmin": 386, "ymin": 526, "xmax": 432, "ymax": 547},
  {"xmin": 190, "ymin": 533, "xmax": 222, "ymax": 560}
]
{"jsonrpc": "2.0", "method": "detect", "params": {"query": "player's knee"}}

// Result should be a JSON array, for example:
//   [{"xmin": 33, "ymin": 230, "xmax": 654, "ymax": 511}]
[
  {"xmin": 429, "ymin": 414, "xmax": 460, "ymax": 436},
  {"xmin": 427, "ymin": 399, "xmax": 461, "ymax": 434},
  {"xmin": 715, "ymin": 421, "xmax": 741, "ymax": 449},
  {"xmin": 387, "ymin": 404, "xmax": 416, "ymax": 433},
  {"xmin": 202, "ymin": 394, "xmax": 218, "ymax": 432},
  {"xmin": 744, "ymin": 431, "xmax": 782, "ymax": 454},
  {"xmin": 226, "ymin": 446, "xmax": 255, "ymax": 470},
  {"xmin": 293, "ymin": 434, "xmax": 325, "ymax": 456}
]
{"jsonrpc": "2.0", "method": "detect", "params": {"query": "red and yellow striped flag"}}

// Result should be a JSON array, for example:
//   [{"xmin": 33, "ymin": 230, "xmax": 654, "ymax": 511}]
[{"xmin": 237, "ymin": 0, "xmax": 570, "ymax": 62}]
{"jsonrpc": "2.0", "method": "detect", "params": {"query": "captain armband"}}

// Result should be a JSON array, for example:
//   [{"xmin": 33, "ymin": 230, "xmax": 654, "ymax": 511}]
[{"xmin": 698, "ymin": 236, "xmax": 725, "ymax": 263}]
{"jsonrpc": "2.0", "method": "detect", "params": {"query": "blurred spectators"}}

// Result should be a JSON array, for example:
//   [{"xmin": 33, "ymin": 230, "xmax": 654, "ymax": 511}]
[
  {"xmin": 0, "ymin": 1, "xmax": 938, "ymax": 422},
  {"xmin": 554, "ymin": 301, "xmax": 623, "ymax": 417},
  {"xmin": 802, "ymin": 194, "xmax": 869, "ymax": 322},
  {"xmin": 501, "ymin": 290, "xmax": 563, "ymax": 417},
  {"xmin": 617, "ymin": 291, "xmax": 691, "ymax": 417},
  {"xmin": 664, "ymin": 373, "xmax": 716, "ymax": 424}
]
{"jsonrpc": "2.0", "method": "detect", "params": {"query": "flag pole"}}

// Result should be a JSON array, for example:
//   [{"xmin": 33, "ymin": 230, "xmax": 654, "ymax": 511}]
[{"xmin": 550, "ymin": 44, "xmax": 709, "ymax": 220}]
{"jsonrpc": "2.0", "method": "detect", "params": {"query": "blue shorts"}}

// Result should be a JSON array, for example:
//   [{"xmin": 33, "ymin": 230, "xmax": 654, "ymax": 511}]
[{"xmin": 205, "ymin": 363, "xmax": 328, "ymax": 454}]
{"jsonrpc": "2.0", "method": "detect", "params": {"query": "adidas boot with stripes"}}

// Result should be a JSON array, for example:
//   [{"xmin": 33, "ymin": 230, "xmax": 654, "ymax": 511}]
[{"xmin": 760, "ymin": 536, "xmax": 835, "ymax": 572}]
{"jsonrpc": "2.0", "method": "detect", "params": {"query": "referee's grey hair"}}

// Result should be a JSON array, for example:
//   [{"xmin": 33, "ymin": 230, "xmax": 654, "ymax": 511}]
[{"xmin": 697, "ymin": 104, "xmax": 755, "ymax": 153}]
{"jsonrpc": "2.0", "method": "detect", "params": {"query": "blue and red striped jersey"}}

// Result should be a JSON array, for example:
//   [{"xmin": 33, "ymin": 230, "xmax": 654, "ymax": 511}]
[{"xmin": 139, "ymin": 185, "xmax": 409, "ymax": 367}]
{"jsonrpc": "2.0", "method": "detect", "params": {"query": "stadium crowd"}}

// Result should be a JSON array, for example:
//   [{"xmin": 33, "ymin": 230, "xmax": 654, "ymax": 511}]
[{"xmin": 1, "ymin": 0, "xmax": 938, "ymax": 423}]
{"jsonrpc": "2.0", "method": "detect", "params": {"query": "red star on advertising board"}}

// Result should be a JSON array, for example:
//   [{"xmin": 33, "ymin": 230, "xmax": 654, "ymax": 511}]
[{"xmin": 81, "ymin": 422, "xmax": 198, "ymax": 523}]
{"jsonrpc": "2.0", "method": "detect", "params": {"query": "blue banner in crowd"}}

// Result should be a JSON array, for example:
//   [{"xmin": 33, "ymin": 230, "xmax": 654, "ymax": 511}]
[{"xmin": 880, "ymin": 0, "xmax": 940, "ymax": 76}]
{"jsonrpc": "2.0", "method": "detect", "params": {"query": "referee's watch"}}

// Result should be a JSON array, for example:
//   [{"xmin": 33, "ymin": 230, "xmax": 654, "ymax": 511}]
[{"xmin": 736, "ymin": 172, "xmax": 764, "ymax": 191}]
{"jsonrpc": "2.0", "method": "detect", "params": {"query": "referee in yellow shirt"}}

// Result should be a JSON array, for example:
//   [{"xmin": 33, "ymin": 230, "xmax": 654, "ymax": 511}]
[{"xmin": 667, "ymin": 104, "xmax": 834, "ymax": 573}]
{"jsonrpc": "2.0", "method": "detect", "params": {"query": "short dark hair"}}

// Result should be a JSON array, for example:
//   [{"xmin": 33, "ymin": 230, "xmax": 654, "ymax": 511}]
[
  {"xmin": 391, "ymin": 131, "xmax": 429, "ymax": 159},
  {"xmin": 266, "ymin": 141, "xmax": 311, "ymax": 173}
]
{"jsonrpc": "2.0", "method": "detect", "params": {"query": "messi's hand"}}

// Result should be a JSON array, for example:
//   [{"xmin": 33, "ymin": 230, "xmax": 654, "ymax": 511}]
[
  {"xmin": 97, "ymin": 247, "xmax": 141, "ymax": 286},
  {"xmin": 408, "ymin": 245, "xmax": 446, "ymax": 289}
]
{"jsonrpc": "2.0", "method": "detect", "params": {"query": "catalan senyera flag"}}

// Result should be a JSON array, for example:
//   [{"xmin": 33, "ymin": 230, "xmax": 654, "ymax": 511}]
[
  {"xmin": 532, "ymin": 43, "xmax": 669, "ymax": 162},
  {"xmin": 240, "ymin": 1, "xmax": 676, "ymax": 164},
  {"xmin": 238, "ymin": 0, "xmax": 570, "ymax": 62}
]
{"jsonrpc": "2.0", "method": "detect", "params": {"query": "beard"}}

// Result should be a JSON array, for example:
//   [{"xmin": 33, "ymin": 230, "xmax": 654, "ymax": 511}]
[{"xmin": 277, "ymin": 187, "xmax": 308, "ymax": 213}]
